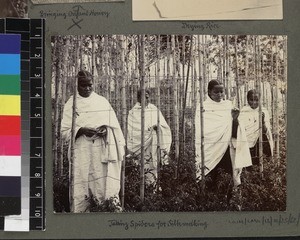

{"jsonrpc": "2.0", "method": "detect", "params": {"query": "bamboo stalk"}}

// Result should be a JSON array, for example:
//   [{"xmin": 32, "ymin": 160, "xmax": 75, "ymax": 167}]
[
  {"xmin": 54, "ymin": 37, "xmax": 61, "ymax": 175},
  {"xmin": 182, "ymin": 35, "xmax": 186, "ymax": 111},
  {"xmin": 69, "ymin": 37, "xmax": 80, "ymax": 212},
  {"xmin": 275, "ymin": 36, "xmax": 280, "ymax": 165},
  {"xmin": 172, "ymin": 35, "xmax": 179, "ymax": 179},
  {"xmin": 244, "ymin": 35, "xmax": 249, "ymax": 106},
  {"xmin": 199, "ymin": 35, "xmax": 205, "ymax": 190},
  {"xmin": 225, "ymin": 35, "xmax": 230, "ymax": 99},
  {"xmin": 156, "ymin": 35, "xmax": 161, "ymax": 192},
  {"xmin": 166, "ymin": 36, "xmax": 171, "ymax": 126},
  {"xmin": 283, "ymin": 36, "xmax": 287, "ymax": 123},
  {"xmin": 119, "ymin": 35, "xmax": 127, "ymax": 208},
  {"xmin": 181, "ymin": 36, "xmax": 193, "ymax": 157},
  {"xmin": 59, "ymin": 37, "xmax": 70, "ymax": 176},
  {"xmin": 139, "ymin": 35, "xmax": 146, "ymax": 202},
  {"xmin": 270, "ymin": 36, "xmax": 275, "ymax": 143},
  {"xmin": 203, "ymin": 35, "xmax": 208, "ymax": 98},
  {"xmin": 234, "ymin": 35, "xmax": 240, "ymax": 108},
  {"xmin": 91, "ymin": 35, "xmax": 95, "ymax": 82},
  {"xmin": 257, "ymin": 36, "xmax": 264, "ymax": 175}
]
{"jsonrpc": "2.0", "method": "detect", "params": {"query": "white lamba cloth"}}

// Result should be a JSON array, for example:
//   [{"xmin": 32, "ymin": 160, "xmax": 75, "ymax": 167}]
[
  {"xmin": 195, "ymin": 98, "xmax": 252, "ymax": 185},
  {"xmin": 61, "ymin": 92, "xmax": 125, "ymax": 213},
  {"xmin": 239, "ymin": 105, "xmax": 274, "ymax": 152},
  {"xmin": 127, "ymin": 103, "xmax": 172, "ymax": 182}
]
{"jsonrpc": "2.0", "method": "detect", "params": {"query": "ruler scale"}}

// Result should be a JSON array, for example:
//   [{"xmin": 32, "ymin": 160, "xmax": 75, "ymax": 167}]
[
  {"xmin": 29, "ymin": 19, "xmax": 45, "ymax": 231},
  {"xmin": 0, "ymin": 18, "xmax": 45, "ymax": 231}
]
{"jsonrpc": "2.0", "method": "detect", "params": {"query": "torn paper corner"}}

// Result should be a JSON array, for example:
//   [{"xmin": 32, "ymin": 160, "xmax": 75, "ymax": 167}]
[
  {"xmin": 133, "ymin": 0, "xmax": 283, "ymax": 21},
  {"xmin": 31, "ymin": 0, "xmax": 124, "ymax": 4}
]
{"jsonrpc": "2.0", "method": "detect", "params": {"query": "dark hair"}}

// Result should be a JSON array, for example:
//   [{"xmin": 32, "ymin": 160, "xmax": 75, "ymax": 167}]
[
  {"xmin": 247, "ymin": 89, "xmax": 258, "ymax": 101},
  {"xmin": 137, "ymin": 89, "xmax": 150, "ymax": 103},
  {"xmin": 208, "ymin": 79, "xmax": 223, "ymax": 93},
  {"xmin": 77, "ymin": 70, "xmax": 92, "ymax": 81}
]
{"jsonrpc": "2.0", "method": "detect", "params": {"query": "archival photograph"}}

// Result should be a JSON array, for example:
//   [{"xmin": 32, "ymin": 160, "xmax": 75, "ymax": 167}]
[
  {"xmin": 51, "ymin": 34, "xmax": 287, "ymax": 213},
  {"xmin": 32, "ymin": 0, "xmax": 123, "ymax": 4},
  {"xmin": 0, "ymin": 0, "xmax": 28, "ymax": 18}
]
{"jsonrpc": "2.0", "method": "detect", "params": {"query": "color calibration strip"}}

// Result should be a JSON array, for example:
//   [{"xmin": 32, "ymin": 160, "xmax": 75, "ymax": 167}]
[
  {"xmin": 0, "ymin": 18, "xmax": 45, "ymax": 232},
  {"xmin": 1, "ymin": 18, "xmax": 31, "ymax": 232},
  {"xmin": 0, "ymin": 34, "xmax": 21, "ymax": 216}
]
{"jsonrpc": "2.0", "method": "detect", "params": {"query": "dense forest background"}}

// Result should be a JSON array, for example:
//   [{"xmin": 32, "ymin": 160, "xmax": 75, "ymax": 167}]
[{"xmin": 52, "ymin": 35, "xmax": 287, "ymax": 212}]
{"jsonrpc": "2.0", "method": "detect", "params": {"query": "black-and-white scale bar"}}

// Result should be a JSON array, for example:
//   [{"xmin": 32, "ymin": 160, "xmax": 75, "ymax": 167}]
[{"xmin": 29, "ymin": 19, "xmax": 45, "ymax": 231}]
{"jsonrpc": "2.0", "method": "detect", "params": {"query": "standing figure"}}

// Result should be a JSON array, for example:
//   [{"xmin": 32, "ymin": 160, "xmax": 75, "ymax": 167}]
[
  {"xmin": 195, "ymin": 80, "xmax": 252, "ymax": 190},
  {"xmin": 239, "ymin": 90, "xmax": 273, "ymax": 169},
  {"xmin": 127, "ymin": 89, "xmax": 172, "ymax": 184},
  {"xmin": 61, "ymin": 70, "xmax": 125, "ymax": 213}
]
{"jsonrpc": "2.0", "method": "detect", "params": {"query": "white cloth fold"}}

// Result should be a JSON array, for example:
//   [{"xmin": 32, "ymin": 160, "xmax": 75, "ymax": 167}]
[
  {"xmin": 195, "ymin": 97, "xmax": 252, "ymax": 185},
  {"xmin": 127, "ymin": 103, "xmax": 172, "ymax": 183},
  {"xmin": 239, "ymin": 105, "xmax": 274, "ymax": 154},
  {"xmin": 61, "ymin": 92, "xmax": 125, "ymax": 213}
]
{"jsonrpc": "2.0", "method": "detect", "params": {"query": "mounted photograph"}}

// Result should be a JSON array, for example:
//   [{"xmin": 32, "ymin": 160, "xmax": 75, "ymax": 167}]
[
  {"xmin": 31, "ymin": 0, "xmax": 123, "ymax": 4},
  {"xmin": 51, "ymin": 34, "xmax": 287, "ymax": 213}
]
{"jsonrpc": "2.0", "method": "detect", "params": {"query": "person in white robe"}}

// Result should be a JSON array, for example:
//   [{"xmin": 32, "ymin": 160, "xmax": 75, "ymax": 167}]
[
  {"xmin": 239, "ymin": 89, "xmax": 273, "ymax": 168},
  {"xmin": 195, "ymin": 80, "xmax": 252, "ymax": 189},
  {"xmin": 61, "ymin": 70, "xmax": 125, "ymax": 213},
  {"xmin": 127, "ymin": 89, "xmax": 172, "ymax": 184}
]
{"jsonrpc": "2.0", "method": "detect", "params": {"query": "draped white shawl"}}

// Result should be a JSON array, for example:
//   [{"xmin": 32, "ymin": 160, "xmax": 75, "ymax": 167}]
[
  {"xmin": 239, "ymin": 105, "xmax": 274, "ymax": 154},
  {"xmin": 195, "ymin": 97, "xmax": 252, "ymax": 185},
  {"xmin": 127, "ymin": 103, "xmax": 172, "ymax": 165}
]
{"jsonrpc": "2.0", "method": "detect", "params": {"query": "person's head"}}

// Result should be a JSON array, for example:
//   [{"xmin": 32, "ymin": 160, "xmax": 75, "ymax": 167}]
[
  {"xmin": 77, "ymin": 70, "xmax": 93, "ymax": 98},
  {"xmin": 247, "ymin": 89, "xmax": 259, "ymax": 109},
  {"xmin": 137, "ymin": 89, "xmax": 150, "ymax": 106},
  {"xmin": 208, "ymin": 80, "xmax": 224, "ymax": 102}
]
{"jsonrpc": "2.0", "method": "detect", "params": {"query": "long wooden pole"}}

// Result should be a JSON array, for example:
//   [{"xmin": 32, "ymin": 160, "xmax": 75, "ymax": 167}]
[
  {"xmin": 181, "ymin": 36, "xmax": 193, "ymax": 157},
  {"xmin": 59, "ymin": 37, "xmax": 70, "ymax": 176},
  {"xmin": 257, "ymin": 36, "xmax": 264, "ymax": 175},
  {"xmin": 156, "ymin": 35, "xmax": 161, "ymax": 192},
  {"xmin": 275, "ymin": 36, "xmax": 280, "ymax": 165},
  {"xmin": 199, "ymin": 35, "xmax": 205, "ymax": 190},
  {"xmin": 172, "ymin": 35, "xmax": 179, "ymax": 179},
  {"xmin": 139, "ymin": 35, "xmax": 146, "ymax": 201},
  {"xmin": 120, "ymin": 35, "xmax": 126, "ymax": 208},
  {"xmin": 234, "ymin": 35, "xmax": 240, "ymax": 108},
  {"xmin": 225, "ymin": 35, "xmax": 230, "ymax": 98},
  {"xmin": 54, "ymin": 37, "xmax": 61, "ymax": 175},
  {"xmin": 69, "ymin": 37, "xmax": 80, "ymax": 212}
]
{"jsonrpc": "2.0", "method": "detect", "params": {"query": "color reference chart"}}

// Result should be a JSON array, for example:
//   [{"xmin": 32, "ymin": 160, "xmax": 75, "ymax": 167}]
[
  {"xmin": 0, "ymin": 18, "xmax": 45, "ymax": 231},
  {"xmin": 0, "ymin": 35, "xmax": 22, "ymax": 217}
]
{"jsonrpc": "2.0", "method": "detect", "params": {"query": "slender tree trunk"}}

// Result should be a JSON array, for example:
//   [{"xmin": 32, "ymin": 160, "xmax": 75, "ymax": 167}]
[
  {"xmin": 198, "ymin": 35, "xmax": 206, "ymax": 190},
  {"xmin": 54, "ymin": 37, "xmax": 62, "ymax": 175},
  {"xmin": 119, "ymin": 35, "xmax": 126, "ymax": 208},
  {"xmin": 69, "ymin": 37, "xmax": 80, "ymax": 212},
  {"xmin": 283, "ymin": 36, "xmax": 287, "ymax": 124},
  {"xmin": 166, "ymin": 36, "xmax": 171, "ymax": 126},
  {"xmin": 59, "ymin": 37, "xmax": 70, "ymax": 176},
  {"xmin": 171, "ymin": 35, "xmax": 179, "ymax": 179},
  {"xmin": 156, "ymin": 35, "xmax": 161, "ymax": 192},
  {"xmin": 181, "ymin": 36, "xmax": 193, "ymax": 157},
  {"xmin": 275, "ymin": 37, "xmax": 280, "ymax": 164},
  {"xmin": 91, "ymin": 35, "xmax": 95, "ymax": 84},
  {"xmin": 138, "ymin": 35, "xmax": 146, "ymax": 202},
  {"xmin": 244, "ymin": 35, "xmax": 249, "ymax": 106},
  {"xmin": 257, "ymin": 36, "xmax": 264, "ymax": 175},
  {"xmin": 234, "ymin": 35, "xmax": 240, "ymax": 108},
  {"xmin": 225, "ymin": 35, "xmax": 230, "ymax": 99}
]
